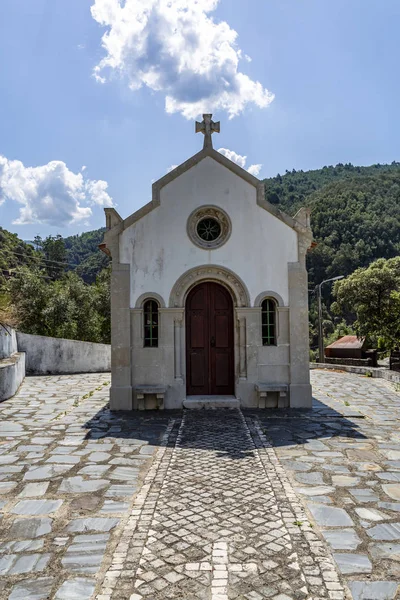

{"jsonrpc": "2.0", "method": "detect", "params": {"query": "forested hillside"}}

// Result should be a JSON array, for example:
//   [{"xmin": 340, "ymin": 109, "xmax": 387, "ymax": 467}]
[
  {"xmin": 0, "ymin": 228, "xmax": 43, "ymax": 321},
  {"xmin": 0, "ymin": 228, "xmax": 110, "ymax": 334},
  {"xmin": 264, "ymin": 162, "xmax": 400, "ymax": 288},
  {"xmin": 0, "ymin": 228, "xmax": 41, "ymax": 273},
  {"xmin": 64, "ymin": 228, "xmax": 109, "ymax": 283},
  {"xmin": 265, "ymin": 162, "xmax": 400, "ymax": 215},
  {"xmin": 1, "ymin": 161, "xmax": 399, "ymax": 346}
]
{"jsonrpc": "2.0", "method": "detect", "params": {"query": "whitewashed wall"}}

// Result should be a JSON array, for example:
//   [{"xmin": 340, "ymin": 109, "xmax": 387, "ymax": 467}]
[
  {"xmin": 0, "ymin": 326, "xmax": 25, "ymax": 401},
  {"xmin": 17, "ymin": 333, "xmax": 111, "ymax": 375},
  {"xmin": 120, "ymin": 157, "xmax": 298, "ymax": 308}
]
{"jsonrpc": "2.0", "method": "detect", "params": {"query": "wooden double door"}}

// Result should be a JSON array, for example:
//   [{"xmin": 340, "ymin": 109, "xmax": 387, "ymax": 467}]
[{"xmin": 186, "ymin": 282, "xmax": 234, "ymax": 396}]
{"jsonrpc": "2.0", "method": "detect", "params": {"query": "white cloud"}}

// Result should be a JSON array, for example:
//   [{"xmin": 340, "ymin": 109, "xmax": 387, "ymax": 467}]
[
  {"xmin": 218, "ymin": 148, "xmax": 262, "ymax": 178},
  {"xmin": 90, "ymin": 0, "xmax": 274, "ymax": 119},
  {"xmin": 0, "ymin": 155, "xmax": 114, "ymax": 226},
  {"xmin": 167, "ymin": 164, "xmax": 178, "ymax": 173},
  {"xmin": 247, "ymin": 163, "xmax": 262, "ymax": 177},
  {"xmin": 218, "ymin": 148, "xmax": 246, "ymax": 169},
  {"xmin": 84, "ymin": 179, "xmax": 113, "ymax": 207}
]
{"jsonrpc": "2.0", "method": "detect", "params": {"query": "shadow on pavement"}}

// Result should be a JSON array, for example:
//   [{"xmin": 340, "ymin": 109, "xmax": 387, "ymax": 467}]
[
  {"xmin": 246, "ymin": 395, "xmax": 367, "ymax": 448},
  {"xmin": 82, "ymin": 394, "xmax": 366, "ymax": 452}
]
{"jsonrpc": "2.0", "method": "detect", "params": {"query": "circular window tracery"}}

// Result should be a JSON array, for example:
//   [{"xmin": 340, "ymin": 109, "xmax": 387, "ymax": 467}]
[
  {"xmin": 197, "ymin": 217, "xmax": 221, "ymax": 242},
  {"xmin": 187, "ymin": 206, "xmax": 231, "ymax": 249}
]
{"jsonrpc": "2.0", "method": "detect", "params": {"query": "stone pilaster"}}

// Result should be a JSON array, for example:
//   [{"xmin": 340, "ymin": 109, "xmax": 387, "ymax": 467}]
[
  {"xmin": 169, "ymin": 308, "xmax": 184, "ymax": 381},
  {"xmin": 288, "ymin": 256, "xmax": 312, "ymax": 409},
  {"xmin": 109, "ymin": 262, "xmax": 132, "ymax": 410}
]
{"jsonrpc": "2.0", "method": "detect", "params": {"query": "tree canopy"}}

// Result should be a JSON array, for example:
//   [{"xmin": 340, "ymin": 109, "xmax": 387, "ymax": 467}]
[
  {"xmin": 7, "ymin": 266, "xmax": 111, "ymax": 344},
  {"xmin": 64, "ymin": 228, "xmax": 110, "ymax": 283},
  {"xmin": 264, "ymin": 162, "xmax": 400, "ymax": 289},
  {"xmin": 1, "ymin": 160, "xmax": 399, "ymax": 346},
  {"xmin": 332, "ymin": 257, "xmax": 400, "ymax": 350}
]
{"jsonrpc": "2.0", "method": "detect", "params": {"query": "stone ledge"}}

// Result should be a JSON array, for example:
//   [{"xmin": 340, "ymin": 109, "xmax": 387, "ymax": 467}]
[
  {"xmin": 0, "ymin": 352, "xmax": 25, "ymax": 401},
  {"xmin": 183, "ymin": 396, "xmax": 240, "ymax": 410},
  {"xmin": 134, "ymin": 385, "xmax": 167, "ymax": 394},
  {"xmin": 310, "ymin": 362, "xmax": 400, "ymax": 384},
  {"xmin": 255, "ymin": 383, "xmax": 288, "ymax": 393}
]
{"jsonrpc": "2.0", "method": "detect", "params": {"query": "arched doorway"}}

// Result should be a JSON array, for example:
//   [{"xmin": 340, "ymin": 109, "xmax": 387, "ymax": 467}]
[{"xmin": 186, "ymin": 281, "xmax": 234, "ymax": 396}]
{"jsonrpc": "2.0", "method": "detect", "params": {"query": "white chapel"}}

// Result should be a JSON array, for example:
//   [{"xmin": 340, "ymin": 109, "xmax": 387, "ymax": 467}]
[{"xmin": 102, "ymin": 115, "xmax": 313, "ymax": 410}]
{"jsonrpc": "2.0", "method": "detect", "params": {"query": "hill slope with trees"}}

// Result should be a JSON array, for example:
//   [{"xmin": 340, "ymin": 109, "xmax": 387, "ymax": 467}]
[
  {"xmin": 264, "ymin": 162, "xmax": 400, "ymax": 289},
  {"xmin": 64, "ymin": 228, "xmax": 110, "ymax": 283},
  {"xmin": 1, "ymin": 161, "xmax": 399, "ymax": 345},
  {"xmin": 0, "ymin": 228, "xmax": 41, "ymax": 273}
]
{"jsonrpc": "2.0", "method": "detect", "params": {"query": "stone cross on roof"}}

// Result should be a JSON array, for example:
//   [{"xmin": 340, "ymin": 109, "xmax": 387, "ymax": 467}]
[{"xmin": 195, "ymin": 114, "xmax": 220, "ymax": 149}]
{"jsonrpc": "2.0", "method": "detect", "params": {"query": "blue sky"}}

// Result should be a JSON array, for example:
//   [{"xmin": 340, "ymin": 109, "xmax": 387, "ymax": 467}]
[{"xmin": 0, "ymin": 0, "xmax": 399, "ymax": 239}]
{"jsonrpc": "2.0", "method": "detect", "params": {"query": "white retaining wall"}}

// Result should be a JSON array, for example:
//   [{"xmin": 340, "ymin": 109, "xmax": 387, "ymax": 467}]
[
  {"xmin": 0, "ymin": 326, "xmax": 18, "ymax": 359},
  {"xmin": 0, "ymin": 326, "xmax": 25, "ymax": 401},
  {"xmin": 0, "ymin": 353, "xmax": 25, "ymax": 401},
  {"xmin": 16, "ymin": 332, "xmax": 111, "ymax": 375},
  {"xmin": 310, "ymin": 362, "xmax": 400, "ymax": 384}
]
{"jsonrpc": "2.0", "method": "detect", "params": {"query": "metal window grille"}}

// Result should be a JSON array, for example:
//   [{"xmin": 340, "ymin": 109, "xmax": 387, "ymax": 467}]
[
  {"xmin": 261, "ymin": 299, "xmax": 276, "ymax": 346},
  {"xmin": 144, "ymin": 300, "xmax": 159, "ymax": 347}
]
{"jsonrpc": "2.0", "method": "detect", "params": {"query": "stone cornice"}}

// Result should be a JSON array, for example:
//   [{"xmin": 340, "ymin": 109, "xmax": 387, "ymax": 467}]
[{"xmin": 102, "ymin": 148, "xmax": 313, "ymax": 255}]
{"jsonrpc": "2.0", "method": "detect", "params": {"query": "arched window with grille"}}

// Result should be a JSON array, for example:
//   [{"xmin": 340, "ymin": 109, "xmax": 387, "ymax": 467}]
[
  {"xmin": 143, "ymin": 299, "xmax": 159, "ymax": 347},
  {"xmin": 261, "ymin": 298, "xmax": 277, "ymax": 346}
]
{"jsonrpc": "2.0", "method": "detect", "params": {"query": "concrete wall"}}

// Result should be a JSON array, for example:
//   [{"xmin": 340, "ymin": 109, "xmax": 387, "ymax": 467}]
[
  {"xmin": 16, "ymin": 332, "xmax": 111, "ymax": 375},
  {"xmin": 0, "ymin": 353, "xmax": 25, "ymax": 401},
  {"xmin": 325, "ymin": 357, "xmax": 372, "ymax": 367},
  {"xmin": 0, "ymin": 326, "xmax": 18, "ymax": 359},
  {"xmin": 0, "ymin": 327, "xmax": 25, "ymax": 401},
  {"xmin": 120, "ymin": 156, "xmax": 298, "ymax": 309},
  {"xmin": 311, "ymin": 363, "xmax": 400, "ymax": 384}
]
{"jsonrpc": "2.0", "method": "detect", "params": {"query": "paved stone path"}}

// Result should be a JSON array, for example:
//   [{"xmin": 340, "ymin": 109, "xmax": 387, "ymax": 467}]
[
  {"xmin": 97, "ymin": 410, "xmax": 342, "ymax": 600},
  {"xmin": 2, "ymin": 370, "xmax": 400, "ymax": 599},
  {"xmin": 0, "ymin": 374, "xmax": 172, "ymax": 600},
  {"xmin": 258, "ymin": 370, "xmax": 400, "ymax": 600}
]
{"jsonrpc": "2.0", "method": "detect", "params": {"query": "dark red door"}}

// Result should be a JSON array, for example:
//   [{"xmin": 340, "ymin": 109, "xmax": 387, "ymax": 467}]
[{"xmin": 186, "ymin": 282, "xmax": 234, "ymax": 396}]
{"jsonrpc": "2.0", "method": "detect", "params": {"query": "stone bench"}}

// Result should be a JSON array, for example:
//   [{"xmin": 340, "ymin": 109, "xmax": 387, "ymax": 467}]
[
  {"xmin": 134, "ymin": 385, "xmax": 166, "ymax": 410},
  {"xmin": 254, "ymin": 383, "xmax": 288, "ymax": 409}
]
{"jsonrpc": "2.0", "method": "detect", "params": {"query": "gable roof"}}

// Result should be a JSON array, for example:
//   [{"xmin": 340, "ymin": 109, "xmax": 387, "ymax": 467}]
[
  {"xmin": 104, "ymin": 146, "xmax": 312, "ymax": 238},
  {"xmin": 326, "ymin": 336, "xmax": 366, "ymax": 350}
]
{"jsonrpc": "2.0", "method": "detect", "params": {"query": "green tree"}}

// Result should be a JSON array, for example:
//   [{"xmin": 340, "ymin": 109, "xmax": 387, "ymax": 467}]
[
  {"xmin": 42, "ymin": 235, "xmax": 67, "ymax": 279},
  {"xmin": 33, "ymin": 235, "xmax": 43, "ymax": 252},
  {"xmin": 64, "ymin": 228, "xmax": 110, "ymax": 283},
  {"xmin": 7, "ymin": 267, "xmax": 50, "ymax": 335},
  {"xmin": 332, "ymin": 257, "xmax": 400, "ymax": 350},
  {"xmin": 7, "ymin": 266, "xmax": 111, "ymax": 343},
  {"xmin": 44, "ymin": 272, "xmax": 102, "ymax": 341},
  {"xmin": 95, "ymin": 266, "xmax": 111, "ymax": 343}
]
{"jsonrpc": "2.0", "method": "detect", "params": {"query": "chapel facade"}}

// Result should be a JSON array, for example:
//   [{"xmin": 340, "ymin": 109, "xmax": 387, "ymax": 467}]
[{"xmin": 102, "ymin": 115, "xmax": 313, "ymax": 410}]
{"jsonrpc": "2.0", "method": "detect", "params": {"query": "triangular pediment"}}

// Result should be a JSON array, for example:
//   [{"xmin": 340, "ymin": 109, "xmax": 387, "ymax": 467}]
[
  {"xmin": 153, "ymin": 147, "xmax": 260, "ymax": 191},
  {"xmin": 105, "ymin": 147, "xmax": 312, "ymax": 238}
]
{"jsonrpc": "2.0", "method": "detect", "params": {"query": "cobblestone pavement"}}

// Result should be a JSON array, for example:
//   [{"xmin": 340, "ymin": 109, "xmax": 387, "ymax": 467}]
[
  {"xmin": 257, "ymin": 370, "xmax": 400, "ymax": 600},
  {"xmin": 0, "ymin": 374, "xmax": 173, "ymax": 600},
  {"xmin": 2, "ymin": 371, "xmax": 400, "ymax": 599},
  {"xmin": 97, "ymin": 410, "xmax": 343, "ymax": 600}
]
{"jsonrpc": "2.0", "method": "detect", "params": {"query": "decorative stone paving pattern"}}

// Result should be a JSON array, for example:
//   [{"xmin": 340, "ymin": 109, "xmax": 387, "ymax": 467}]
[
  {"xmin": 257, "ymin": 370, "xmax": 400, "ymax": 600},
  {"xmin": 97, "ymin": 410, "xmax": 345, "ymax": 600},
  {"xmin": 4, "ymin": 370, "xmax": 400, "ymax": 599},
  {"xmin": 0, "ymin": 374, "xmax": 173, "ymax": 600}
]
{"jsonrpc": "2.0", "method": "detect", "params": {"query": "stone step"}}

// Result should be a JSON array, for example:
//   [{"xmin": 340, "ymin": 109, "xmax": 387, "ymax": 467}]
[{"xmin": 183, "ymin": 396, "xmax": 240, "ymax": 409}]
